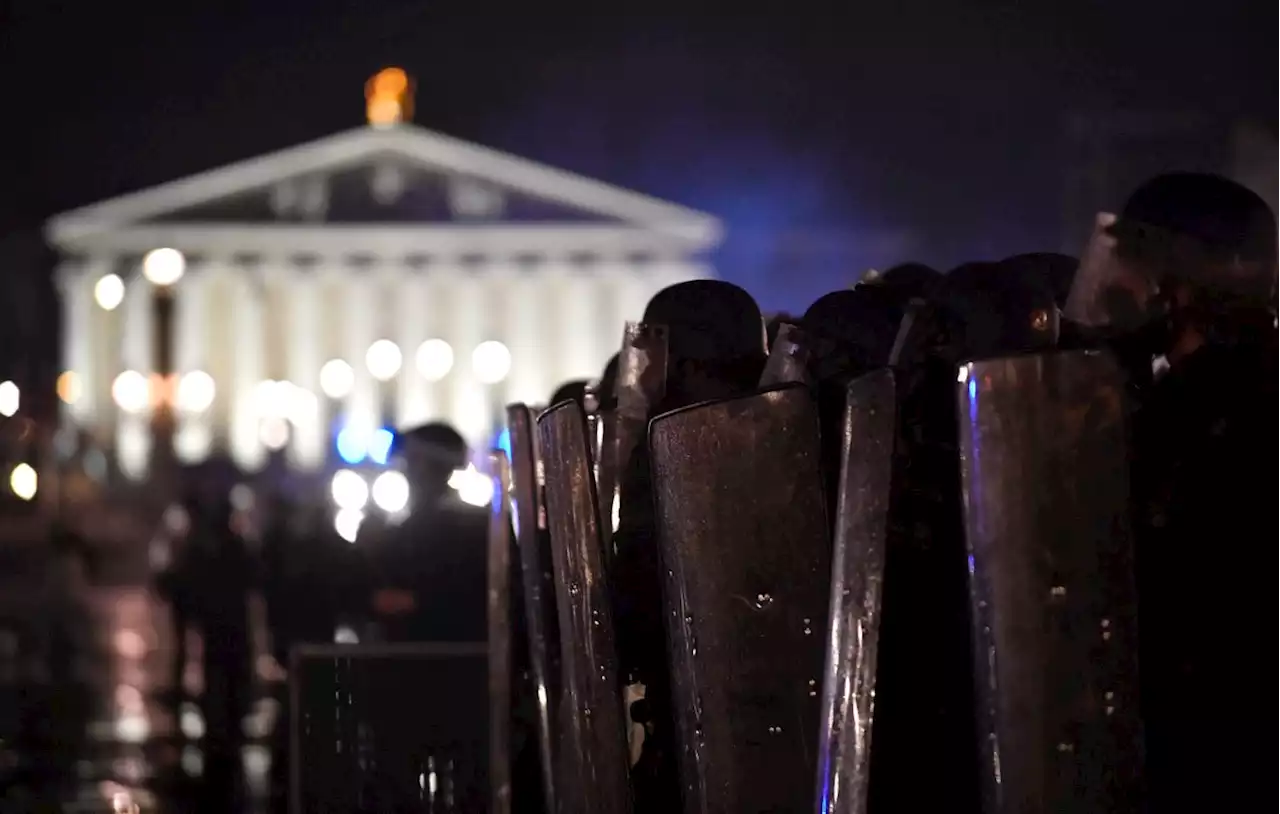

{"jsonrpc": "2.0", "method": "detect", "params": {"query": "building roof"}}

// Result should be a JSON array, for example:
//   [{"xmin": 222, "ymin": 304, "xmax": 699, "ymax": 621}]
[{"xmin": 46, "ymin": 124, "xmax": 722, "ymax": 259}]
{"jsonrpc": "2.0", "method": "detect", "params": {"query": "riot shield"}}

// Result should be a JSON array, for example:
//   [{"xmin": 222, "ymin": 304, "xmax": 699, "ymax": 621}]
[
  {"xmin": 648, "ymin": 383, "xmax": 831, "ymax": 814},
  {"xmin": 290, "ymin": 643, "xmax": 489, "ymax": 814},
  {"xmin": 489, "ymin": 451, "xmax": 514, "ymax": 814},
  {"xmin": 957, "ymin": 351, "xmax": 1143, "ymax": 813},
  {"xmin": 814, "ymin": 369, "xmax": 896, "ymax": 814},
  {"xmin": 1062, "ymin": 213, "xmax": 1124, "ymax": 329},
  {"xmin": 758, "ymin": 322, "xmax": 812, "ymax": 387},
  {"xmin": 506, "ymin": 404, "xmax": 559, "ymax": 814},
  {"xmin": 537, "ymin": 401, "xmax": 631, "ymax": 814},
  {"xmin": 598, "ymin": 323, "xmax": 668, "ymax": 556}
]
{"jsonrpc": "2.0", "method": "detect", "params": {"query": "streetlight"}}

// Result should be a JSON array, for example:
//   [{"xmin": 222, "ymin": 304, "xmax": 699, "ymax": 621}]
[
  {"xmin": 142, "ymin": 248, "xmax": 185, "ymax": 494},
  {"xmin": 0, "ymin": 381, "xmax": 18, "ymax": 418},
  {"xmin": 142, "ymin": 248, "xmax": 186, "ymax": 287}
]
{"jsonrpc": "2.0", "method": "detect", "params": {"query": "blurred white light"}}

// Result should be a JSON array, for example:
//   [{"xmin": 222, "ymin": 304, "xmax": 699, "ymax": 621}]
[
  {"xmin": 112, "ymin": 789, "xmax": 141, "ymax": 814},
  {"xmin": 254, "ymin": 380, "xmax": 284, "ymax": 415},
  {"xmin": 114, "ymin": 713, "xmax": 150, "ymax": 745},
  {"xmin": 334, "ymin": 508, "xmax": 364, "ymax": 543},
  {"xmin": 179, "ymin": 702, "xmax": 205, "ymax": 739},
  {"xmin": 472, "ymin": 341, "xmax": 512, "ymax": 384},
  {"xmin": 366, "ymin": 340, "xmax": 403, "ymax": 381},
  {"xmin": 141, "ymin": 247, "xmax": 186, "ymax": 286},
  {"xmin": 319, "ymin": 359, "xmax": 354, "ymax": 399},
  {"xmin": 287, "ymin": 387, "xmax": 319, "ymax": 422},
  {"xmin": 162, "ymin": 504, "xmax": 190, "ymax": 538},
  {"xmin": 230, "ymin": 483, "xmax": 255, "ymax": 513},
  {"xmin": 84, "ymin": 449, "xmax": 108, "ymax": 481},
  {"xmin": 334, "ymin": 625, "xmax": 360, "ymax": 644},
  {"xmin": 57, "ymin": 370, "xmax": 82, "ymax": 405},
  {"xmin": 415, "ymin": 339, "xmax": 455, "ymax": 382},
  {"xmin": 451, "ymin": 464, "xmax": 494, "ymax": 507},
  {"xmin": 244, "ymin": 744, "xmax": 271, "ymax": 777},
  {"xmin": 0, "ymin": 381, "xmax": 18, "ymax": 417},
  {"xmin": 94, "ymin": 273, "xmax": 125, "ymax": 311},
  {"xmin": 260, "ymin": 417, "xmax": 291, "ymax": 451},
  {"xmin": 371, "ymin": 470, "xmax": 410, "ymax": 513},
  {"xmin": 9, "ymin": 463, "xmax": 37, "ymax": 501},
  {"xmin": 176, "ymin": 370, "xmax": 216, "ymax": 413},
  {"xmin": 112, "ymin": 371, "xmax": 150, "ymax": 414},
  {"xmin": 256, "ymin": 379, "xmax": 318, "ymax": 423},
  {"xmin": 330, "ymin": 469, "xmax": 369, "ymax": 511},
  {"xmin": 180, "ymin": 745, "xmax": 203, "ymax": 777},
  {"xmin": 174, "ymin": 424, "xmax": 212, "ymax": 464}
]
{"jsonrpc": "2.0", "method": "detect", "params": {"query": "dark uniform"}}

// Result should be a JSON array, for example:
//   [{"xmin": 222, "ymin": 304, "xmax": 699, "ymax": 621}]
[
  {"xmin": 363, "ymin": 423, "xmax": 487, "ymax": 643},
  {"xmin": 368, "ymin": 496, "xmax": 489, "ymax": 643},
  {"xmin": 1065, "ymin": 172, "xmax": 1278, "ymax": 811}
]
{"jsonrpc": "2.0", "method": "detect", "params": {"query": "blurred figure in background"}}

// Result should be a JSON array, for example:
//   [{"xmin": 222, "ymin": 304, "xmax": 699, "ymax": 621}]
[
  {"xmin": 262, "ymin": 495, "xmax": 349, "ymax": 814},
  {"xmin": 154, "ymin": 499, "xmax": 195, "ymax": 706},
  {"xmin": 18, "ymin": 521, "xmax": 95, "ymax": 795},
  {"xmin": 184, "ymin": 489, "xmax": 257, "ymax": 812},
  {"xmin": 362, "ymin": 422, "xmax": 488, "ymax": 643}
]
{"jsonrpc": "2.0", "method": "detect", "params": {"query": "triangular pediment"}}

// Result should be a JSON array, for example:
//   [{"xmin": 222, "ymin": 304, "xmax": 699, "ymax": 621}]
[{"xmin": 46, "ymin": 125, "xmax": 720, "ymax": 247}]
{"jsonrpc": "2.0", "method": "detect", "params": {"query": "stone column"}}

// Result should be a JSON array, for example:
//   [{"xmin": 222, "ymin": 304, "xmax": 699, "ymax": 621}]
[
  {"xmin": 343, "ymin": 263, "xmax": 379, "ymax": 441},
  {"xmin": 173, "ymin": 263, "xmax": 211, "ymax": 464},
  {"xmin": 448, "ymin": 265, "xmax": 489, "ymax": 447},
  {"xmin": 395, "ymin": 263, "xmax": 433, "ymax": 429},
  {"xmin": 500, "ymin": 260, "xmax": 544, "ymax": 407},
  {"xmin": 287, "ymin": 262, "xmax": 325, "ymax": 470},
  {"xmin": 548, "ymin": 258, "xmax": 598, "ymax": 384},
  {"xmin": 228, "ymin": 266, "xmax": 266, "ymax": 472},
  {"xmin": 589, "ymin": 258, "xmax": 629, "ymax": 372},
  {"xmin": 115, "ymin": 268, "xmax": 153, "ymax": 481},
  {"xmin": 57, "ymin": 258, "xmax": 102, "ymax": 427}
]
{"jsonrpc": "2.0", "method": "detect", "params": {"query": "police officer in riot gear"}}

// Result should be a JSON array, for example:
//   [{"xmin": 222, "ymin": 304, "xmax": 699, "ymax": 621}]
[{"xmin": 1065, "ymin": 172, "xmax": 1277, "ymax": 811}]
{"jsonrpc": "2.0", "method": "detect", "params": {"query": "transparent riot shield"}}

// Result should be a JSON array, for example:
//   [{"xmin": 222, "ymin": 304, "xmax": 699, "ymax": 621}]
[
  {"xmin": 537, "ymin": 401, "xmax": 631, "ymax": 814},
  {"xmin": 506, "ymin": 404, "xmax": 559, "ymax": 814},
  {"xmin": 648, "ymin": 383, "xmax": 831, "ymax": 814},
  {"xmin": 488, "ymin": 451, "xmax": 514, "ymax": 814},
  {"xmin": 598, "ymin": 323, "xmax": 668, "ymax": 558},
  {"xmin": 758, "ymin": 322, "xmax": 812, "ymax": 387},
  {"xmin": 957, "ymin": 350, "xmax": 1143, "ymax": 813},
  {"xmin": 1061, "ymin": 211, "xmax": 1176, "ymax": 333},
  {"xmin": 814, "ymin": 369, "xmax": 896, "ymax": 814}
]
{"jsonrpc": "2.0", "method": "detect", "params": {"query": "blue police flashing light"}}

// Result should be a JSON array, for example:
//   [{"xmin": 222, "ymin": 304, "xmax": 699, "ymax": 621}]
[
  {"xmin": 496, "ymin": 427, "xmax": 511, "ymax": 459},
  {"xmin": 368, "ymin": 428, "xmax": 395, "ymax": 466},
  {"xmin": 336, "ymin": 425, "xmax": 396, "ymax": 466},
  {"xmin": 336, "ymin": 427, "xmax": 367, "ymax": 464}
]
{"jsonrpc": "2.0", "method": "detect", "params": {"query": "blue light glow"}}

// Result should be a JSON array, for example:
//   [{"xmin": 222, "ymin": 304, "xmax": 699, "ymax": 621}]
[
  {"xmin": 336, "ymin": 427, "xmax": 367, "ymax": 464},
  {"xmin": 368, "ymin": 429, "xmax": 395, "ymax": 466},
  {"xmin": 496, "ymin": 427, "xmax": 511, "ymax": 459}
]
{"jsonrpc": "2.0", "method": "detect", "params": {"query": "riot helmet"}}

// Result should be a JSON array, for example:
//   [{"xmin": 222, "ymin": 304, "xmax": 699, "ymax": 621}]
[
  {"xmin": 878, "ymin": 262, "xmax": 944, "ymax": 302},
  {"xmin": 1064, "ymin": 172, "xmax": 1277, "ymax": 347},
  {"xmin": 935, "ymin": 258, "xmax": 1065, "ymax": 360},
  {"xmin": 548, "ymin": 379, "xmax": 591, "ymax": 411},
  {"xmin": 642, "ymin": 279, "xmax": 767, "ymax": 406},
  {"xmin": 801, "ymin": 285, "xmax": 908, "ymax": 381}
]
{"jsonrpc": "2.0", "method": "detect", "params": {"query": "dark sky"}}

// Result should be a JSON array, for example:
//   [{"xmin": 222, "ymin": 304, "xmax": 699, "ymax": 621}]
[{"xmin": 0, "ymin": 1, "xmax": 1275, "ymax": 305}]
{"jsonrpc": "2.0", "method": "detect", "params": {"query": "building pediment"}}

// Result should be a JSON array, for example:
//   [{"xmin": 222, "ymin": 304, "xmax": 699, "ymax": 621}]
[{"xmin": 46, "ymin": 124, "xmax": 721, "ymax": 254}]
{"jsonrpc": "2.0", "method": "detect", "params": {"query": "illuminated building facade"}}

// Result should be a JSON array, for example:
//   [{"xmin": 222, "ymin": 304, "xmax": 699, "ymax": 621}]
[{"xmin": 45, "ymin": 119, "xmax": 720, "ymax": 479}]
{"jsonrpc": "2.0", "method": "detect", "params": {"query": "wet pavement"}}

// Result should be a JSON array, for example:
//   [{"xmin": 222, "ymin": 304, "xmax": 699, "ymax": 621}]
[{"xmin": 0, "ymin": 543, "xmax": 280, "ymax": 813}]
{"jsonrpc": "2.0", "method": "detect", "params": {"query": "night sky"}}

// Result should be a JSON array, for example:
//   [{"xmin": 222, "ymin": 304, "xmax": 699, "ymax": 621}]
[{"xmin": 0, "ymin": 1, "xmax": 1274, "ymax": 371}]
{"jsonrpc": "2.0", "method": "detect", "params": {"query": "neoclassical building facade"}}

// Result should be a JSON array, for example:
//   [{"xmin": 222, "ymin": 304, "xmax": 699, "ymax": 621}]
[{"xmin": 46, "ymin": 124, "xmax": 720, "ymax": 478}]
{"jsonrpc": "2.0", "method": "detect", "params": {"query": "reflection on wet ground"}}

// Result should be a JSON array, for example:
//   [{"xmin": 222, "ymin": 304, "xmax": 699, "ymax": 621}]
[{"xmin": 0, "ymin": 546, "xmax": 278, "ymax": 813}]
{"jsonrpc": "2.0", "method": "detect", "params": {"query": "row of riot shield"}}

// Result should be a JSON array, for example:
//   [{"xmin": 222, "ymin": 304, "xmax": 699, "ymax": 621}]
[{"xmin": 478, "ymin": 279, "xmax": 1144, "ymax": 814}]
